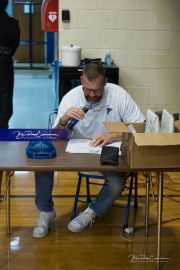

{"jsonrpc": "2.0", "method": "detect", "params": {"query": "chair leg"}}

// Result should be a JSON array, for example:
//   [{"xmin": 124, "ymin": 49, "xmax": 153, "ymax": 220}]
[
  {"xmin": 71, "ymin": 176, "xmax": 82, "ymax": 220},
  {"xmin": 134, "ymin": 172, "xmax": 138, "ymax": 209},
  {"xmin": 123, "ymin": 174, "xmax": 134, "ymax": 230},
  {"xmin": 86, "ymin": 177, "xmax": 91, "ymax": 202}
]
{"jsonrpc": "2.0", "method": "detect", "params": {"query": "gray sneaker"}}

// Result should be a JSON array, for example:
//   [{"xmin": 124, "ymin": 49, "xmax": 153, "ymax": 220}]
[
  {"xmin": 33, "ymin": 209, "xmax": 56, "ymax": 238},
  {"xmin": 68, "ymin": 207, "xmax": 96, "ymax": 232}
]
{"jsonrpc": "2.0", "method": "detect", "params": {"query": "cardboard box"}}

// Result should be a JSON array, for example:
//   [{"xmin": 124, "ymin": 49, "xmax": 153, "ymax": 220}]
[{"xmin": 104, "ymin": 122, "xmax": 180, "ymax": 169}]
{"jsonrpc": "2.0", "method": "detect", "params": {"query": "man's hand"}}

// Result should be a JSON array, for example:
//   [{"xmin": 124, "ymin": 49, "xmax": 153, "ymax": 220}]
[
  {"xmin": 62, "ymin": 107, "xmax": 86, "ymax": 123},
  {"xmin": 89, "ymin": 133, "xmax": 122, "ymax": 147},
  {"xmin": 54, "ymin": 107, "xmax": 86, "ymax": 129}
]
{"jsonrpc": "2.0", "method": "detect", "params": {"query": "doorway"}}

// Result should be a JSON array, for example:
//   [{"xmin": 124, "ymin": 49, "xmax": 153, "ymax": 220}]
[{"xmin": 13, "ymin": 1, "xmax": 45, "ymax": 65}]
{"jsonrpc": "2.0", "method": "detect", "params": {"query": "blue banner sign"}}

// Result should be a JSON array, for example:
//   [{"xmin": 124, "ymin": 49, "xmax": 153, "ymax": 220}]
[{"xmin": 0, "ymin": 129, "xmax": 71, "ymax": 141}]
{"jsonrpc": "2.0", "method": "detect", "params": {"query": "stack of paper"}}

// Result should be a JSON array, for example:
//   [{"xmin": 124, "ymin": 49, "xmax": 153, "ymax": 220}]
[{"xmin": 66, "ymin": 139, "xmax": 121, "ymax": 155}]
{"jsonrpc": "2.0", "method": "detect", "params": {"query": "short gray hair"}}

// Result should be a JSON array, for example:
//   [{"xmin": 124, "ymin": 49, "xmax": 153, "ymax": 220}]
[{"xmin": 82, "ymin": 63, "xmax": 106, "ymax": 81}]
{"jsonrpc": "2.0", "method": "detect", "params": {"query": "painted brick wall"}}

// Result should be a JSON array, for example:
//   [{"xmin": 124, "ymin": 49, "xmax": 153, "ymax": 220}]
[{"xmin": 59, "ymin": 0, "xmax": 180, "ymax": 116}]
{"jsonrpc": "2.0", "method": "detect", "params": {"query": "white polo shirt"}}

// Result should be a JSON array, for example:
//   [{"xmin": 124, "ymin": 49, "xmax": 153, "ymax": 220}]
[{"xmin": 54, "ymin": 83, "xmax": 145, "ymax": 138}]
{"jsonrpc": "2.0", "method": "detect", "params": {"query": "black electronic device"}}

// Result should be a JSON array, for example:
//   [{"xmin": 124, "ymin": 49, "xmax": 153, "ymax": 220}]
[
  {"xmin": 62, "ymin": 10, "xmax": 70, "ymax": 22},
  {"xmin": 80, "ymin": 58, "xmax": 102, "ymax": 65}
]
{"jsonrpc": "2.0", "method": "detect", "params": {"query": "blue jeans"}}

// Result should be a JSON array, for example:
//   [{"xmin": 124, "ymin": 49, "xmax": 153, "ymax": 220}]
[
  {"xmin": 35, "ymin": 172, "xmax": 54, "ymax": 212},
  {"xmin": 89, "ymin": 172, "xmax": 128, "ymax": 216},
  {"xmin": 35, "ymin": 171, "xmax": 129, "ymax": 215}
]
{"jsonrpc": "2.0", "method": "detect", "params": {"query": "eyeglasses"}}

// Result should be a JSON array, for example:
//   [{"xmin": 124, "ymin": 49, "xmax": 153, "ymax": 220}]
[{"xmin": 82, "ymin": 86, "xmax": 104, "ymax": 95}]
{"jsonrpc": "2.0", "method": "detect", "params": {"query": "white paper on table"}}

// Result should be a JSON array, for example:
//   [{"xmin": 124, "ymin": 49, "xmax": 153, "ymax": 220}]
[{"xmin": 66, "ymin": 139, "xmax": 122, "ymax": 155}]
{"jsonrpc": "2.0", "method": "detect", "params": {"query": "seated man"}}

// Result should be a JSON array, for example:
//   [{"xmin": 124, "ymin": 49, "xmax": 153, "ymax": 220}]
[{"xmin": 33, "ymin": 63, "xmax": 145, "ymax": 238}]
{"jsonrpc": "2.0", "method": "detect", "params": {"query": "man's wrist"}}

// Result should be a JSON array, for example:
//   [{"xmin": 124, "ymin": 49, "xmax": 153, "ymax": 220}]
[
  {"xmin": 113, "ymin": 132, "xmax": 122, "ymax": 141},
  {"xmin": 59, "ymin": 117, "xmax": 68, "ymax": 126}
]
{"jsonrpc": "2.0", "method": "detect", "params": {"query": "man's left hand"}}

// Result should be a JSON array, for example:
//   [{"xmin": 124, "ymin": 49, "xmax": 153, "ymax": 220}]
[{"xmin": 89, "ymin": 133, "xmax": 117, "ymax": 147}]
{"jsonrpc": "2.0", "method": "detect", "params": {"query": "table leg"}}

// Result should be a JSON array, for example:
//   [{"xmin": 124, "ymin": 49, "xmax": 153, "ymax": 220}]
[
  {"xmin": 145, "ymin": 172, "xmax": 150, "ymax": 237},
  {"xmin": 6, "ymin": 171, "xmax": 11, "ymax": 237},
  {"xmin": 0, "ymin": 171, "xmax": 3, "ymax": 207},
  {"xmin": 156, "ymin": 172, "xmax": 163, "ymax": 270}
]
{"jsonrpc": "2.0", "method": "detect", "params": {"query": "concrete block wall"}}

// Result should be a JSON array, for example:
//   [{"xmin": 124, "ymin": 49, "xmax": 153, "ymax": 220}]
[{"xmin": 59, "ymin": 0, "xmax": 180, "ymax": 117}]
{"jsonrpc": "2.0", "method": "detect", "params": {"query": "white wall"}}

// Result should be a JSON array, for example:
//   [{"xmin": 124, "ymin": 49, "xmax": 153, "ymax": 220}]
[{"xmin": 59, "ymin": 0, "xmax": 180, "ymax": 117}]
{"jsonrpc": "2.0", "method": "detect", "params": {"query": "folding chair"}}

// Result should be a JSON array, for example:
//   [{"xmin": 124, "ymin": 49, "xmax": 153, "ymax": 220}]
[{"xmin": 71, "ymin": 171, "xmax": 138, "ymax": 230}]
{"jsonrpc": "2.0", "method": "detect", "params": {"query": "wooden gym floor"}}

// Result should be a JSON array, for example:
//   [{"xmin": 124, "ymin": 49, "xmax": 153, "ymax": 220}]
[{"xmin": 0, "ymin": 171, "xmax": 179, "ymax": 270}]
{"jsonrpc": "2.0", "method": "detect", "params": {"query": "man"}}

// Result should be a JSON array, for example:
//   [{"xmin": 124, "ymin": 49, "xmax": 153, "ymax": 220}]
[
  {"xmin": 0, "ymin": 0, "xmax": 20, "ymax": 128},
  {"xmin": 0, "ymin": 0, "xmax": 20, "ymax": 185},
  {"xmin": 33, "ymin": 63, "xmax": 145, "ymax": 238}
]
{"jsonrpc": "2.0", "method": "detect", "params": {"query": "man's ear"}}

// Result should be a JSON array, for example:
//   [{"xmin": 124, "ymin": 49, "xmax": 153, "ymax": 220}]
[
  {"xmin": 80, "ymin": 76, "xmax": 83, "ymax": 84},
  {"xmin": 104, "ymin": 77, "xmax": 108, "ymax": 86}
]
